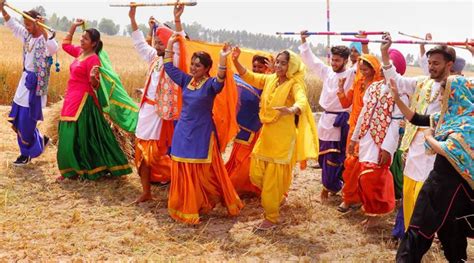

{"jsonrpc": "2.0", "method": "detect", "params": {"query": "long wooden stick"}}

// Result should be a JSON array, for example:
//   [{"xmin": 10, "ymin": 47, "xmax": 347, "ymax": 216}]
[
  {"xmin": 276, "ymin": 31, "xmax": 386, "ymax": 36},
  {"xmin": 109, "ymin": 1, "xmax": 197, "ymax": 7},
  {"xmin": 5, "ymin": 3, "xmax": 55, "ymax": 33},
  {"xmin": 398, "ymin": 31, "xmax": 468, "ymax": 50},
  {"xmin": 342, "ymin": 38, "xmax": 474, "ymax": 46}
]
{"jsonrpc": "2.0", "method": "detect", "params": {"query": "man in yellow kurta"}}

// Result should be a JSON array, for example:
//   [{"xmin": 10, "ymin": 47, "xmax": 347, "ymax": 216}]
[{"xmin": 232, "ymin": 48, "xmax": 319, "ymax": 230}]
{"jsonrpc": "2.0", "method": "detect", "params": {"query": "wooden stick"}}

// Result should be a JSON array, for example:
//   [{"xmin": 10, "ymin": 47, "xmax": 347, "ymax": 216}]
[
  {"xmin": 276, "ymin": 31, "xmax": 386, "ymax": 36},
  {"xmin": 4, "ymin": 3, "xmax": 55, "ymax": 33},
  {"xmin": 342, "ymin": 38, "xmax": 474, "ymax": 46},
  {"xmin": 398, "ymin": 31, "xmax": 468, "ymax": 50},
  {"xmin": 109, "ymin": 1, "xmax": 197, "ymax": 7}
]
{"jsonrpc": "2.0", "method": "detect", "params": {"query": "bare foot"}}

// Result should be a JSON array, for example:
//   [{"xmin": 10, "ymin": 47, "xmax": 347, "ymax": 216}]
[
  {"xmin": 55, "ymin": 175, "xmax": 65, "ymax": 183},
  {"xmin": 255, "ymin": 219, "xmax": 277, "ymax": 231},
  {"xmin": 130, "ymin": 193, "xmax": 153, "ymax": 205},
  {"xmin": 320, "ymin": 189, "xmax": 329, "ymax": 204},
  {"xmin": 360, "ymin": 217, "xmax": 381, "ymax": 230}
]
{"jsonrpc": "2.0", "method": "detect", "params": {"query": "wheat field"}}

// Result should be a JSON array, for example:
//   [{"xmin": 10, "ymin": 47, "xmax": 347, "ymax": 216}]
[{"xmin": 1, "ymin": 25, "xmax": 473, "ymax": 261}]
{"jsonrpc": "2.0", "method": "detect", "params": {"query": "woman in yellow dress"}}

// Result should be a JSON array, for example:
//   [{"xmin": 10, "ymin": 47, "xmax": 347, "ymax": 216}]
[{"xmin": 232, "ymin": 47, "xmax": 319, "ymax": 230}]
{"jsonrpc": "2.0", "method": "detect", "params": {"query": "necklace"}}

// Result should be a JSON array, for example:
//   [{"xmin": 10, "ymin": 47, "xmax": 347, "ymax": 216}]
[
  {"xmin": 189, "ymin": 77, "xmax": 207, "ymax": 90},
  {"xmin": 424, "ymin": 83, "xmax": 441, "ymax": 104},
  {"xmin": 26, "ymin": 38, "xmax": 39, "ymax": 53}
]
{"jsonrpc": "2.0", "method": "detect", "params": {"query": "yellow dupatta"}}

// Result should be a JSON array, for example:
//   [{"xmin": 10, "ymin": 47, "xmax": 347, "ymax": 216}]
[{"xmin": 258, "ymin": 50, "xmax": 319, "ymax": 162}]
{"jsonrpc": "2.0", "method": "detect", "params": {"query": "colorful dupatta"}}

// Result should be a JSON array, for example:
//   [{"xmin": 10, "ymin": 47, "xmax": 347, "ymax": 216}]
[{"xmin": 427, "ymin": 76, "xmax": 473, "ymax": 188}]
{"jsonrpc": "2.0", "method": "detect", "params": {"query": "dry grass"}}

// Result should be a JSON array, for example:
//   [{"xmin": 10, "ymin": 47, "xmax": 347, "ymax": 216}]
[
  {"xmin": 1, "ymin": 24, "xmax": 473, "ymax": 261},
  {"xmin": 1, "ymin": 105, "xmax": 473, "ymax": 261}
]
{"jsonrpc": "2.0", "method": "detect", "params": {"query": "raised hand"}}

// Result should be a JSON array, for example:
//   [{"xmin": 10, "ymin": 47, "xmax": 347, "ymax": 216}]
[
  {"xmin": 338, "ymin": 77, "xmax": 346, "ymax": 93},
  {"xmin": 300, "ymin": 30, "xmax": 310, "ymax": 43},
  {"xmin": 231, "ymin": 46, "xmax": 241, "ymax": 61},
  {"xmin": 220, "ymin": 42, "xmax": 232, "ymax": 58},
  {"xmin": 174, "ymin": 3, "xmax": 184, "ymax": 19},
  {"xmin": 74, "ymin": 19, "xmax": 85, "ymax": 27},
  {"xmin": 128, "ymin": 2, "xmax": 137, "ymax": 19},
  {"xmin": 0, "ymin": 0, "xmax": 5, "ymax": 12},
  {"xmin": 380, "ymin": 32, "xmax": 392, "ymax": 52},
  {"xmin": 389, "ymin": 78, "xmax": 401, "ymax": 101},
  {"xmin": 425, "ymin": 33, "xmax": 432, "ymax": 41},
  {"xmin": 148, "ymin": 16, "xmax": 156, "ymax": 29},
  {"xmin": 466, "ymin": 38, "xmax": 474, "ymax": 57}
]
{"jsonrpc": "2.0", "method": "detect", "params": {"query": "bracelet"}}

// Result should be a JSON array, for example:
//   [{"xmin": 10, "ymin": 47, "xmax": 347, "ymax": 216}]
[
  {"xmin": 174, "ymin": 20, "xmax": 181, "ymax": 22},
  {"xmin": 218, "ymin": 65, "xmax": 227, "ymax": 70},
  {"xmin": 164, "ymin": 49, "xmax": 175, "ymax": 54}
]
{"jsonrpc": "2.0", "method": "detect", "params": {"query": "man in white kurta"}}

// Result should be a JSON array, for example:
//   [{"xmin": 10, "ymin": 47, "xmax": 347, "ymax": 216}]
[
  {"xmin": 2, "ymin": 5, "xmax": 59, "ymax": 166},
  {"xmin": 298, "ymin": 31, "xmax": 356, "ymax": 201},
  {"xmin": 129, "ymin": 5, "xmax": 185, "ymax": 203},
  {"xmin": 381, "ymin": 33, "xmax": 455, "ymax": 230}
]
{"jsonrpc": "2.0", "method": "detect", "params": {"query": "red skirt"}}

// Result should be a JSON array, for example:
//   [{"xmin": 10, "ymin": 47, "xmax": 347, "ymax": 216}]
[{"xmin": 358, "ymin": 162, "xmax": 395, "ymax": 215}]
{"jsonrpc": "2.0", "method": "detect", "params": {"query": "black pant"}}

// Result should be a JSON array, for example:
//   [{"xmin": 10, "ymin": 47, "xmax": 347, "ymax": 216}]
[{"xmin": 396, "ymin": 220, "xmax": 468, "ymax": 263}]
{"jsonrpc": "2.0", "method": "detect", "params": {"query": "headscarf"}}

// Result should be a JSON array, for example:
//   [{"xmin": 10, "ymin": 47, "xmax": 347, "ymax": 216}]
[
  {"xmin": 349, "ymin": 42, "xmax": 362, "ymax": 55},
  {"xmin": 388, "ymin": 49, "xmax": 406, "ymax": 75},
  {"xmin": 427, "ymin": 76, "xmax": 473, "ymax": 188},
  {"xmin": 259, "ymin": 50, "xmax": 319, "ymax": 161},
  {"xmin": 359, "ymin": 54, "xmax": 383, "ymax": 81}
]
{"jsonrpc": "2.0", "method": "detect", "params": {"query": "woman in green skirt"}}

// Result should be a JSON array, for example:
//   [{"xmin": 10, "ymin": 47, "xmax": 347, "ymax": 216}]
[{"xmin": 57, "ymin": 19, "xmax": 135, "ymax": 180}]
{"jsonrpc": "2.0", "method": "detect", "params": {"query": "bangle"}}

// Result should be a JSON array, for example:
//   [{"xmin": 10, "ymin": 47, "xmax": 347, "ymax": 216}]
[
  {"xmin": 218, "ymin": 65, "xmax": 227, "ymax": 70},
  {"xmin": 174, "ymin": 20, "xmax": 181, "ymax": 22},
  {"xmin": 165, "ymin": 49, "xmax": 174, "ymax": 54}
]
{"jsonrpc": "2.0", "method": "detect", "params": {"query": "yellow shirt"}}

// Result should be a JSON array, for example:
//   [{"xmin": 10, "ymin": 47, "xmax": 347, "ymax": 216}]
[{"xmin": 241, "ymin": 70, "xmax": 308, "ymax": 164}]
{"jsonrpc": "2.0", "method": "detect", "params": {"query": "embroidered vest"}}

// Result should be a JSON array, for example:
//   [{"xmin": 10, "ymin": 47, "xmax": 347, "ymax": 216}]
[
  {"xmin": 400, "ymin": 77, "xmax": 435, "ymax": 151},
  {"xmin": 359, "ymin": 81, "xmax": 395, "ymax": 147},
  {"xmin": 23, "ymin": 34, "xmax": 52, "ymax": 96},
  {"xmin": 140, "ymin": 57, "xmax": 180, "ymax": 120}
]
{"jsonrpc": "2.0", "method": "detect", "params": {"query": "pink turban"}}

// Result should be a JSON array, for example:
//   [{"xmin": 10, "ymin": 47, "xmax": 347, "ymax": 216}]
[{"xmin": 388, "ymin": 49, "xmax": 406, "ymax": 75}]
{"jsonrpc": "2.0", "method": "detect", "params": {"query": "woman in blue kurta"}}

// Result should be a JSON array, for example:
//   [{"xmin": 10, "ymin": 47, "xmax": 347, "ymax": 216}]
[{"xmin": 163, "ymin": 36, "xmax": 243, "ymax": 224}]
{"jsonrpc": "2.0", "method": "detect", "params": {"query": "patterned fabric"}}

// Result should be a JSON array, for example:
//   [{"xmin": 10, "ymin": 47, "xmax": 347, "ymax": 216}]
[
  {"xmin": 23, "ymin": 34, "xmax": 52, "ymax": 96},
  {"xmin": 140, "ymin": 57, "xmax": 181, "ymax": 120},
  {"xmin": 428, "ymin": 76, "xmax": 473, "ymax": 189},
  {"xmin": 358, "ymin": 81, "xmax": 394, "ymax": 146},
  {"xmin": 400, "ymin": 77, "xmax": 434, "ymax": 151}
]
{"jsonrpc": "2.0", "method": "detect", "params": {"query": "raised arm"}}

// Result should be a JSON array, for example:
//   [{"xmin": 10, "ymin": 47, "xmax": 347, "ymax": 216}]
[
  {"xmin": 2, "ymin": 2, "xmax": 28, "ymax": 41},
  {"xmin": 298, "ymin": 30, "xmax": 330, "ymax": 80},
  {"xmin": 62, "ymin": 19, "xmax": 85, "ymax": 58},
  {"xmin": 381, "ymin": 33, "xmax": 418, "ymax": 96},
  {"xmin": 164, "ymin": 34, "xmax": 191, "ymax": 88}
]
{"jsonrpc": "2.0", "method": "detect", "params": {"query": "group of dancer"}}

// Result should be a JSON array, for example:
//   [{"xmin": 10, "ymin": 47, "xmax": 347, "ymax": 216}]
[{"xmin": 2, "ymin": 1, "xmax": 473, "ymax": 262}]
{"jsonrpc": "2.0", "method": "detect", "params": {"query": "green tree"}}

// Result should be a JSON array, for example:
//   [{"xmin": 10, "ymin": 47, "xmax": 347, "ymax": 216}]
[{"xmin": 98, "ymin": 18, "xmax": 120, "ymax": 36}]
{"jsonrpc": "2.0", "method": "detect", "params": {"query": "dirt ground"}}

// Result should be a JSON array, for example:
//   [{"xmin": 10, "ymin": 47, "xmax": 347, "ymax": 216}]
[{"xmin": 0, "ymin": 105, "xmax": 472, "ymax": 261}]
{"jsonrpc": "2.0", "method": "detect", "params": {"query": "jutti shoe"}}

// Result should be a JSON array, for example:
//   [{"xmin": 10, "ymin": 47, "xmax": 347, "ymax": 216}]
[
  {"xmin": 44, "ymin": 136, "xmax": 50, "ymax": 147},
  {"xmin": 255, "ymin": 220, "xmax": 277, "ymax": 231},
  {"xmin": 13, "ymin": 155, "xmax": 30, "ymax": 166}
]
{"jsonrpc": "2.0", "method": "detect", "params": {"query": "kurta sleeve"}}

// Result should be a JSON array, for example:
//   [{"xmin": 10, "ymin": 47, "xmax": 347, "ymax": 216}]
[
  {"xmin": 209, "ymin": 78, "xmax": 225, "ymax": 94},
  {"xmin": 382, "ymin": 65, "xmax": 418, "ymax": 96},
  {"xmin": 298, "ymin": 42, "xmax": 331, "ymax": 81},
  {"xmin": 62, "ymin": 43, "xmax": 82, "ymax": 58},
  {"xmin": 131, "ymin": 30, "xmax": 157, "ymax": 64},
  {"xmin": 381, "ymin": 96, "xmax": 409, "ymax": 157},
  {"xmin": 240, "ymin": 70, "xmax": 269, "ymax": 90},
  {"xmin": 410, "ymin": 112, "xmax": 431, "ymax": 126},
  {"xmin": 46, "ymin": 38, "xmax": 59, "ymax": 56},
  {"xmin": 291, "ymin": 82, "xmax": 308, "ymax": 112},
  {"xmin": 5, "ymin": 18, "xmax": 28, "ymax": 41},
  {"xmin": 163, "ymin": 60, "xmax": 192, "ymax": 88}
]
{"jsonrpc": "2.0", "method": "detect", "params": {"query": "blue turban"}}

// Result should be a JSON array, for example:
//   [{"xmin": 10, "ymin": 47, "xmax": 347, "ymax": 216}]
[{"xmin": 349, "ymin": 42, "xmax": 362, "ymax": 54}]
